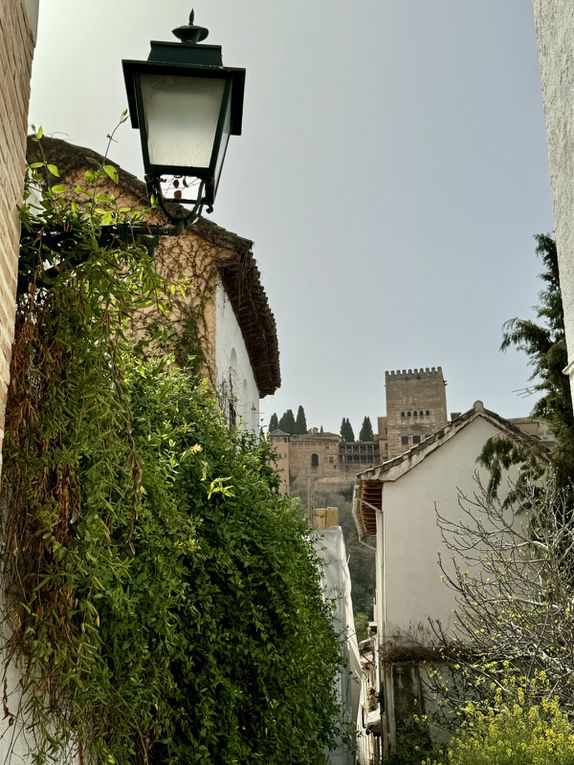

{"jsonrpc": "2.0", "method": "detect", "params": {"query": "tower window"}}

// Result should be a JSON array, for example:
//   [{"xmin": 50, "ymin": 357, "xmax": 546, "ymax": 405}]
[
  {"xmin": 413, "ymin": 435, "xmax": 421, "ymax": 444},
  {"xmin": 311, "ymin": 453, "xmax": 319, "ymax": 467},
  {"xmin": 401, "ymin": 435, "xmax": 409, "ymax": 445},
  {"xmin": 426, "ymin": 410, "xmax": 430, "ymax": 416}
]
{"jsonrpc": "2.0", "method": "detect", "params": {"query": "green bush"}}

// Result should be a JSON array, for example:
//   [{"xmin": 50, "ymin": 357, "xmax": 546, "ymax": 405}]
[
  {"xmin": 426, "ymin": 684, "xmax": 574, "ymax": 765},
  {"xmin": 1, "ymin": 148, "xmax": 346, "ymax": 764}
]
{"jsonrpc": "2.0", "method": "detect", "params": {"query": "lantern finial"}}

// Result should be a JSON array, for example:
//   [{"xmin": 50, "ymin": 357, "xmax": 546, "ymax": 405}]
[{"xmin": 172, "ymin": 10, "xmax": 209, "ymax": 44}]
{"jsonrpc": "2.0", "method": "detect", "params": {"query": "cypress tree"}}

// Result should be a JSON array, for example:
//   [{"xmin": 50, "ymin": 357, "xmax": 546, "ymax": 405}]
[
  {"xmin": 279, "ymin": 409, "xmax": 296, "ymax": 435},
  {"xmin": 359, "ymin": 416, "xmax": 374, "ymax": 442},
  {"xmin": 295, "ymin": 405, "xmax": 307, "ymax": 435},
  {"xmin": 340, "ymin": 418, "xmax": 355, "ymax": 442},
  {"xmin": 268, "ymin": 413, "xmax": 279, "ymax": 432}
]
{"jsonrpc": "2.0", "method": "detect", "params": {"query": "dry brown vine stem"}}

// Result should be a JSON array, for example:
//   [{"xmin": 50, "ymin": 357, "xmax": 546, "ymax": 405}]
[{"xmin": 429, "ymin": 476, "xmax": 574, "ymax": 710}]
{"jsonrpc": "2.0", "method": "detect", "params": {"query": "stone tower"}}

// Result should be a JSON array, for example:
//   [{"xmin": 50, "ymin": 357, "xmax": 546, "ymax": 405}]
[{"xmin": 384, "ymin": 367, "xmax": 448, "ymax": 458}]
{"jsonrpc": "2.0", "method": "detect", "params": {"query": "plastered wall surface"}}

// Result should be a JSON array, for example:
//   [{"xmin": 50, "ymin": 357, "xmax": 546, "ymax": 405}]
[
  {"xmin": 215, "ymin": 281, "xmax": 260, "ymax": 433},
  {"xmin": 534, "ymin": 0, "xmax": 574, "ymax": 403},
  {"xmin": 0, "ymin": 0, "xmax": 38, "ymax": 473},
  {"xmin": 379, "ymin": 417, "xmax": 513, "ymax": 637}
]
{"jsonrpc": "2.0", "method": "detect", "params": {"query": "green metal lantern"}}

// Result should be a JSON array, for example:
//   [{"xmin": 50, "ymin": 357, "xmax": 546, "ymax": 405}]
[{"xmin": 122, "ymin": 11, "xmax": 245, "ymax": 222}]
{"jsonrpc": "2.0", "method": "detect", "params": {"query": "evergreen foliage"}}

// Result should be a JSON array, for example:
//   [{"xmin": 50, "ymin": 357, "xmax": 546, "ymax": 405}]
[
  {"xmin": 479, "ymin": 235, "xmax": 574, "ymax": 495},
  {"xmin": 278, "ymin": 408, "xmax": 296, "ymax": 434},
  {"xmin": 0, "ymin": 142, "xmax": 345, "ymax": 764},
  {"xmin": 340, "ymin": 417, "xmax": 355, "ymax": 442},
  {"xmin": 359, "ymin": 416, "xmax": 374, "ymax": 442},
  {"xmin": 295, "ymin": 404, "xmax": 308, "ymax": 435},
  {"xmin": 268, "ymin": 412, "xmax": 279, "ymax": 432}
]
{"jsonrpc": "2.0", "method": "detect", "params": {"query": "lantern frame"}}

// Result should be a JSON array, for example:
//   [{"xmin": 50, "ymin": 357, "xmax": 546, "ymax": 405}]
[{"xmin": 122, "ymin": 12, "xmax": 245, "ymax": 222}]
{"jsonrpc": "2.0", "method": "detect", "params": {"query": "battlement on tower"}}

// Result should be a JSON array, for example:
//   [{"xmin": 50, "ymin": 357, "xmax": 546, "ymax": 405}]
[
  {"xmin": 385, "ymin": 367, "xmax": 443, "ymax": 380},
  {"xmin": 383, "ymin": 365, "xmax": 448, "ymax": 458}
]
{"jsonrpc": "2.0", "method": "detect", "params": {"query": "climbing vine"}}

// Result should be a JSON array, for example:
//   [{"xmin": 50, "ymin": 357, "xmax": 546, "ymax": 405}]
[{"xmin": 0, "ymin": 135, "xmax": 345, "ymax": 764}]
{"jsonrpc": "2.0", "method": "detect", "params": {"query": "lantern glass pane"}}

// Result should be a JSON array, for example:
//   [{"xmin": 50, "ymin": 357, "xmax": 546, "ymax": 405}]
[
  {"xmin": 140, "ymin": 74, "xmax": 226, "ymax": 169},
  {"xmin": 213, "ymin": 95, "xmax": 231, "ymax": 193}
]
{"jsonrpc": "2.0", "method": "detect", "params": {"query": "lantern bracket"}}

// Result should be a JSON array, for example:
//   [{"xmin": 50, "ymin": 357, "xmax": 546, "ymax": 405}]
[{"xmin": 145, "ymin": 174, "xmax": 210, "ymax": 226}]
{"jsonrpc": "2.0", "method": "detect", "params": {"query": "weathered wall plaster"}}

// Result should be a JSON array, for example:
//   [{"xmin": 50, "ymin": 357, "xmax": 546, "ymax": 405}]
[
  {"xmin": 215, "ymin": 281, "xmax": 260, "ymax": 433},
  {"xmin": 533, "ymin": 0, "xmax": 574, "ymax": 405},
  {"xmin": 0, "ymin": 0, "xmax": 38, "ymax": 474}
]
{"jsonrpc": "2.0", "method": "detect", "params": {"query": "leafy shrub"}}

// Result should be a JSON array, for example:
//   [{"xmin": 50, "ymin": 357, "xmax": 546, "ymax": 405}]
[
  {"xmin": 0, "ymin": 147, "xmax": 345, "ymax": 763},
  {"xmin": 426, "ymin": 684, "xmax": 574, "ymax": 765}
]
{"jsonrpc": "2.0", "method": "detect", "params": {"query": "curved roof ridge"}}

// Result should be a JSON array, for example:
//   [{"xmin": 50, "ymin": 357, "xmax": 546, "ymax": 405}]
[{"xmin": 25, "ymin": 136, "xmax": 281, "ymax": 396}]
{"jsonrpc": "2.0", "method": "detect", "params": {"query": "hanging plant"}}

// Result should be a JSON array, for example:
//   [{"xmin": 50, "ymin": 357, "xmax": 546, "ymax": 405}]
[{"xmin": 0, "ymin": 132, "xmax": 346, "ymax": 764}]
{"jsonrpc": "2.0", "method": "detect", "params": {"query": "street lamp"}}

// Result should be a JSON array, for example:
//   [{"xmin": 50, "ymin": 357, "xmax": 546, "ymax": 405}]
[{"xmin": 122, "ymin": 10, "xmax": 246, "ymax": 225}]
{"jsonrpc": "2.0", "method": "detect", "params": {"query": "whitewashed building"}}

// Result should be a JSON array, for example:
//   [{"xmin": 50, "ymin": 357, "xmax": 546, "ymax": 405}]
[{"xmin": 352, "ymin": 401, "xmax": 545, "ymax": 755}]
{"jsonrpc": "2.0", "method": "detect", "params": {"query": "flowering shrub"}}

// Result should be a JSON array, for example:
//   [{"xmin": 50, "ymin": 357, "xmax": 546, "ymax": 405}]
[{"xmin": 426, "ymin": 683, "xmax": 574, "ymax": 765}]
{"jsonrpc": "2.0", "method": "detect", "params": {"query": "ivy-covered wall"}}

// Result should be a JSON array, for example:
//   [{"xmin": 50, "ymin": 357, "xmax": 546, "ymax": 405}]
[{"xmin": 0, "ymin": 143, "xmax": 346, "ymax": 764}]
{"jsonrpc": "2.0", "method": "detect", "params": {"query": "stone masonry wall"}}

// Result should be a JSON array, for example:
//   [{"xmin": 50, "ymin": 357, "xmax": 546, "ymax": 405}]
[
  {"xmin": 385, "ymin": 367, "xmax": 448, "ymax": 458},
  {"xmin": 287, "ymin": 434, "xmax": 342, "ymax": 485},
  {"xmin": 0, "ymin": 0, "xmax": 37, "ymax": 474}
]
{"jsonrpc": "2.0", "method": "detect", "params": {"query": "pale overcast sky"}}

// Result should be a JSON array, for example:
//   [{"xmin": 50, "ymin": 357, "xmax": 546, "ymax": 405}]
[{"xmin": 29, "ymin": 1, "xmax": 555, "ymax": 434}]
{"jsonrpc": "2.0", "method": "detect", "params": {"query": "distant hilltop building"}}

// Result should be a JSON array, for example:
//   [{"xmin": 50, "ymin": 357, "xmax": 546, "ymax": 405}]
[
  {"xmin": 380, "ymin": 366, "xmax": 448, "ymax": 459},
  {"xmin": 270, "ymin": 364, "xmax": 552, "ymax": 503},
  {"xmin": 269, "ymin": 429, "xmax": 380, "ymax": 497}
]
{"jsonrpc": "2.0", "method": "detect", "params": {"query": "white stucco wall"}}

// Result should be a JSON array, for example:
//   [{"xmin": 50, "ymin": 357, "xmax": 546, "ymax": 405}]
[
  {"xmin": 533, "ymin": 1, "xmax": 574, "ymax": 406},
  {"xmin": 214, "ymin": 281, "xmax": 260, "ymax": 433},
  {"xmin": 24, "ymin": 0, "xmax": 39, "ymax": 38},
  {"xmin": 378, "ymin": 416, "xmax": 513, "ymax": 637},
  {"xmin": 313, "ymin": 526, "xmax": 362, "ymax": 765}
]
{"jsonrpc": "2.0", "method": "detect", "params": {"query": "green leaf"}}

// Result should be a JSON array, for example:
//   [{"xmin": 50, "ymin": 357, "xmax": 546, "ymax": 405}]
[
  {"xmin": 46, "ymin": 164, "xmax": 60, "ymax": 177},
  {"xmin": 50, "ymin": 184, "xmax": 66, "ymax": 194},
  {"xmin": 35, "ymin": 126, "xmax": 44, "ymax": 139},
  {"xmin": 103, "ymin": 165, "xmax": 119, "ymax": 184}
]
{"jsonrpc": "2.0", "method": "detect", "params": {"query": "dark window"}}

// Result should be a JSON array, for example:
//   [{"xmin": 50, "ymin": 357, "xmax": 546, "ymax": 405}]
[
  {"xmin": 419, "ymin": 410, "xmax": 424, "ymax": 417},
  {"xmin": 413, "ymin": 410, "xmax": 418, "ymax": 416},
  {"xmin": 311, "ymin": 453, "xmax": 319, "ymax": 467},
  {"xmin": 401, "ymin": 411, "xmax": 405, "ymax": 417},
  {"xmin": 412, "ymin": 435, "xmax": 421, "ymax": 444},
  {"xmin": 229, "ymin": 402, "xmax": 237, "ymax": 431},
  {"xmin": 426, "ymin": 410, "xmax": 430, "ymax": 416},
  {"xmin": 407, "ymin": 411, "xmax": 411, "ymax": 417},
  {"xmin": 401, "ymin": 435, "xmax": 409, "ymax": 445}
]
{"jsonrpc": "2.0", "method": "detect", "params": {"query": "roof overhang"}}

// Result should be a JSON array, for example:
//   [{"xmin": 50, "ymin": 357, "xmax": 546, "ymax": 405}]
[
  {"xmin": 353, "ymin": 480, "xmax": 382, "ymax": 538},
  {"xmin": 352, "ymin": 400, "xmax": 551, "ymax": 539}
]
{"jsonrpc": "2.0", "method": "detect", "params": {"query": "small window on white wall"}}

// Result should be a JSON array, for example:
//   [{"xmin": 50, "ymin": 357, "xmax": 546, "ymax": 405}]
[
  {"xmin": 229, "ymin": 348, "xmax": 238, "ymax": 379},
  {"xmin": 242, "ymin": 379, "xmax": 248, "ymax": 421},
  {"xmin": 223, "ymin": 348, "xmax": 238, "ymax": 430}
]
